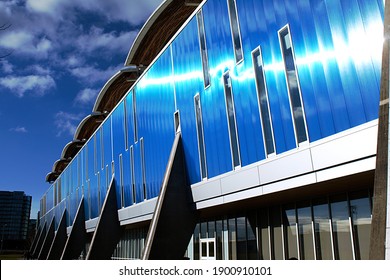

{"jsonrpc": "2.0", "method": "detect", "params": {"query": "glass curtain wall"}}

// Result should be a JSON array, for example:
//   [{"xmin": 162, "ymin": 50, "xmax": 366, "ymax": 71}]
[{"xmin": 187, "ymin": 189, "xmax": 372, "ymax": 260}]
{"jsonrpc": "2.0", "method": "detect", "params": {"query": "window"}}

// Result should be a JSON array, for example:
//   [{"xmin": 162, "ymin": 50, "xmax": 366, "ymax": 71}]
[
  {"xmin": 174, "ymin": 110, "xmax": 181, "ymax": 133},
  {"xmin": 132, "ymin": 90, "xmax": 138, "ymax": 143},
  {"xmin": 97, "ymin": 172, "xmax": 101, "ymax": 213},
  {"xmin": 283, "ymin": 205, "xmax": 298, "ymax": 259},
  {"xmin": 330, "ymin": 194, "xmax": 354, "ymax": 259},
  {"xmin": 196, "ymin": 10, "xmax": 210, "ymax": 87},
  {"xmin": 130, "ymin": 146, "xmax": 136, "ymax": 204},
  {"xmin": 194, "ymin": 94, "xmax": 207, "ymax": 179},
  {"xmin": 227, "ymin": 0, "xmax": 243, "ymax": 63},
  {"xmin": 252, "ymin": 47, "xmax": 275, "ymax": 156},
  {"xmin": 100, "ymin": 128, "xmax": 104, "ymax": 170},
  {"xmin": 223, "ymin": 71, "xmax": 241, "ymax": 168},
  {"xmin": 105, "ymin": 165, "xmax": 109, "ymax": 191},
  {"xmin": 124, "ymin": 99, "xmax": 129, "ymax": 150},
  {"xmin": 119, "ymin": 154, "xmax": 124, "ymax": 208},
  {"xmin": 278, "ymin": 25, "xmax": 308, "ymax": 145},
  {"xmin": 297, "ymin": 202, "xmax": 315, "ymax": 259},
  {"xmin": 313, "ymin": 199, "xmax": 333, "ymax": 260},
  {"xmin": 94, "ymin": 135, "xmax": 97, "ymax": 173},
  {"xmin": 140, "ymin": 137, "xmax": 147, "ymax": 200}
]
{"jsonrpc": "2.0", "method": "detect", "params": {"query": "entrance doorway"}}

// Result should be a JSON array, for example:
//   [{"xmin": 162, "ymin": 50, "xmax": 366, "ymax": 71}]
[{"xmin": 200, "ymin": 238, "xmax": 216, "ymax": 260}]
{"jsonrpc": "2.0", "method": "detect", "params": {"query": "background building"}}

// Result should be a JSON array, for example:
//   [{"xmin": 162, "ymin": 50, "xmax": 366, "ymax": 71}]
[
  {"xmin": 0, "ymin": 191, "xmax": 32, "ymax": 251},
  {"xmin": 31, "ymin": 0, "xmax": 388, "ymax": 260}
]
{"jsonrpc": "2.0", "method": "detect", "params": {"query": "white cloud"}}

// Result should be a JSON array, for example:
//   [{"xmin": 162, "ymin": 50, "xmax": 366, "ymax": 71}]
[
  {"xmin": 0, "ymin": 31, "xmax": 34, "ymax": 49},
  {"xmin": 69, "ymin": 64, "xmax": 121, "ymax": 85},
  {"xmin": 0, "ymin": 60, "xmax": 13, "ymax": 74},
  {"xmin": 26, "ymin": 0, "xmax": 65, "ymax": 15},
  {"xmin": 75, "ymin": 27, "xmax": 137, "ymax": 54},
  {"xmin": 54, "ymin": 111, "xmax": 83, "ymax": 137},
  {"xmin": 28, "ymin": 65, "xmax": 52, "ymax": 75},
  {"xmin": 26, "ymin": 0, "xmax": 163, "ymax": 25},
  {"xmin": 10, "ymin": 126, "xmax": 28, "ymax": 133},
  {"xmin": 0, "ymin": 31, "xmax": 53, "ymax": 58},
  {"xmin": 74, "ymin": 88, "xmax": 99, "ymax": 106},
  {"xmin": 0, "ymin": 75, "xmax": 56, "ymax": 97}
]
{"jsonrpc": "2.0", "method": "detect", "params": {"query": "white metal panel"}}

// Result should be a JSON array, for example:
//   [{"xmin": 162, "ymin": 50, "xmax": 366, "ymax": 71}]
[
  {"xmin": 220, "ymin": 166, "xmax": 260, "ymax": 195},
  {"xmin": 262, "ymin": 173, "xmax": 316, "ymax": 195},
  {"xmin": 85, "ymin": 217, "xmax": 99, "ymax": 233},
  {"xmin": 191, "ymin": 178, "xmax": 222, "ymax": 202},
  {"xmin": 316, "ymin": 157, "xmax": 376, "ymax": 183},
  {"xmin": 258, "ymin": 148, "xmax": 313, "ymax": 184},
  {"xmin": 310, "ymin": 123, "xmax": 377, "ymax": 170},
  {"xmin": 196, "ymin": 196, "xmax": 224, "ymax": 210},
  {"xmin": 117, "ymin": 198, "xmax": 157, "ymax": 223},
  {"xmin": 223, "ymin": 185, "xmax": 263, "ymax": 205}
]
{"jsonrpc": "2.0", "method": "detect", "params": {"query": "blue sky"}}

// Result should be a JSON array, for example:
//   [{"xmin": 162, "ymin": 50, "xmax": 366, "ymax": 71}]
[{"xmin": 0, "ymin": 0, "xmax": 163, "ymax": 218}]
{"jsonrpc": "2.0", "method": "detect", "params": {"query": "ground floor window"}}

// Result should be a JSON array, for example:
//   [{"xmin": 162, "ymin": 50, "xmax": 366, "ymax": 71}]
[
  {"xmin": 112, "ymin": 226, "xmax": 147, "ymax": 260},
  {"xmin": 187, "ymin": 188, "xmax": 372, "ymax": 260}
]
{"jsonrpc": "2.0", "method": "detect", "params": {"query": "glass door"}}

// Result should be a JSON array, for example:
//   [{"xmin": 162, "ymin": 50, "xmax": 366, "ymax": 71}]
[{"xmin": 200, "ymin": 238, "xmax": 216, "ymax": 260}]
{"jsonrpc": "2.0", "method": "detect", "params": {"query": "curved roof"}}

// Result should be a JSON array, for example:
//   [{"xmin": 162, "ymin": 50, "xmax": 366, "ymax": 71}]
[
  {"xmin": 52, "ymin": 158, "xmax": 70, "ymax": 174},
  {"xmin": 92, "ymin": 66, "xmax": 144, "ymax": 114},
  {"xmin": 74, "ymin": 112, "xmax": 106, "ymax": 141},
  {"xmin": 61, "ymin": 140, "xmax": 85, "ymax": 160},
  {"xmin": 125, "ymin": 0, "xmax": 202, "ymax": 66},
  {"xmin": 46, "ymin": 0, "xmax": 202, "ymax": 183},
  {"xmin": 46, "ymin": 172, "xmax": 59, "ymax": 184}
]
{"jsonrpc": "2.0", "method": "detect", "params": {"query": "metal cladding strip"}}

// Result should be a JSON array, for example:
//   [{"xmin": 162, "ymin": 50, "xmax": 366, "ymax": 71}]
[
  {"xmin": 61, "ymin": 197, "xmax": 86, "ymax": 260},
  {"xmin": 47, "ymin": 208, "xmax": 68, "ymax": 260},
  {"xmin": 37, "ymin": 216, "xmax": 55, "ymax": 260},
  {"xmin": 86, "ymin": 177, "xmax": 121, "ymax": 260}
]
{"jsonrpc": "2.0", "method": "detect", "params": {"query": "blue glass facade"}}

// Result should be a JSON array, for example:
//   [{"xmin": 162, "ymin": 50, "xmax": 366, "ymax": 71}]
[{"xmin": 39, "ymin": 0, "xmax": 384, "ymax": 233}]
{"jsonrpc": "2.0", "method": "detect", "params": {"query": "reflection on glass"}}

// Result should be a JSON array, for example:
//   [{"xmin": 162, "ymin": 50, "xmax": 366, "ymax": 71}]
[
  {"xmin": 208, "ymin": 221, "xmax": 215, "ymax": 238},
  {"xmin": 216, "ymin": 220, "xmax": 223, "ymax": 260},
  {"xmin": 229, "ymin": 218, "xmax": 237, "ymax": 260},
  {"xmin": 200, "ymin": 222, "xmax": 207, "ymax": 239},
  {"xmin": 252, "ymin": 48, "xmax": 275, "ymax": 156},
  {"xmin": 331, "ymin": 195, "xmax": 354, "ymax": 260},
  {"xmin": 313, "ymin": 199, "xmax": 333, "ymax": 260},
  {"xmin": 237, "ymin": 217, "xmax": 247, "ymax": 259},
  {"xmin": 196, "ymin": 10, "xmax": 210, "ymax": 87},
  {"xmin": 247, "ymin": 214, "xmax": 258, "ymax": 259},
  {"xmin": 350, "ymin": 191, "xmax": 372, "ymax": 260},
  {"xmin": 193, "ymin": 224, "xmax": 200, "ymax": 260},
  {"xmin": 283, "ymin": 205, "xmax": 298, "ymax": 259},
  {"xmin": 297, "ymin": 203, "xmax": 315, "ymax": 259},
  {"xmin": 223, "ymin": 72, "xmax": 241, "ymax": 168},
  {"xmin": 227, "ymin": 0, "xmax": 243, "ymax": 63},
  {"xmin": 194, "ymin": 94, "xmax": 207, "ymax": 179},
  {"xmin": 259, "ymin": 209, "xmax": 270, "ymax": 260},
  {"xmin": 279, "ymin": 25, "xmax": 307, "ymax": 145},
  {"xmin": 270, "ymin": 207, "xmax": 283, "ymax": 259}
]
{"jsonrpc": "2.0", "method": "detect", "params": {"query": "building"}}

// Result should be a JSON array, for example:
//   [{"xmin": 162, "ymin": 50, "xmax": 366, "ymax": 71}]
[
  {"xmin": 0, "ymin": 191, "xmax": 32, "ymax": 250},
  {"xmin": 31, "ymin": 0, "xmax": 388, "ymax": 260}
]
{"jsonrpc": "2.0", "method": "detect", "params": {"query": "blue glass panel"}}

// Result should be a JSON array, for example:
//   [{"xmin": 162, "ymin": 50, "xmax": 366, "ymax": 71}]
[
  {"xmin": 172, "ymin": 17, "xmax": 205, "ymax": 184},
  {"xmin": 202, "ymin": 0, "xmax": 238, "ymax": 176},
  {"xmin": 135, "ymin": 46, "xmax": 176, "ymax": 200},
  {"xmin": 112, "ymin": 102, "xmax": 127, "ymax": 208}
]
